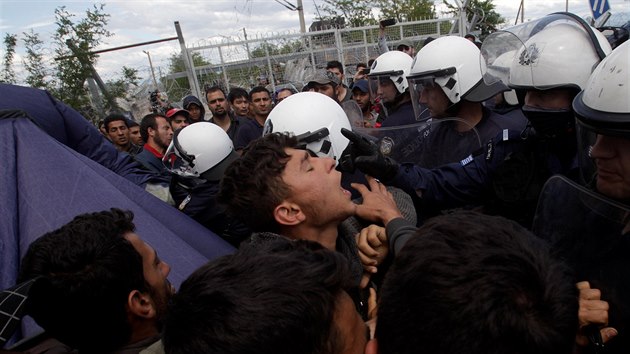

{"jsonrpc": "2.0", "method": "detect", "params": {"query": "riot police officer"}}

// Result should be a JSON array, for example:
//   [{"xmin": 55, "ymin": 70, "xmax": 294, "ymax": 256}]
[{"xmin": 340, "ymin": 13, "xmax": 612, "ymax": 227}]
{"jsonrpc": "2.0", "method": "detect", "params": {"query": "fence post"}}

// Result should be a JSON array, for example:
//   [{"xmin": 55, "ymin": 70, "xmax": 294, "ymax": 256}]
[{"xmin": 175, "ymin": 21, "xmax": 201, "ymax": 99}]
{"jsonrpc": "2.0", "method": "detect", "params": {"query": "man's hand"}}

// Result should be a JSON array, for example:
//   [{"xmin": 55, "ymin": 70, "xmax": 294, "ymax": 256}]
[
  {"xmin": 355, "ymin": 224, "xmax": 389, "ymax": 275},
  {"xmin": 339, "ymin": 128, "xmax": 399, "ymax": 181},
  {"xmin": 353, "ymin": 176, "xmax": 402, "ymax": 225},
  {"xmin": 575, "ymin": 281, "xmax": 617, "ymax": 349}
]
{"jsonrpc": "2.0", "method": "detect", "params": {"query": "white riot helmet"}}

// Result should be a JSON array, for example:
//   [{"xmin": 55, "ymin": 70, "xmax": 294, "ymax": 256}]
[
  {"xmin": 368, "ymin": 51, "xmax": 413, "ymax": 94},
  {"xmin": 263, "ymin": 92, "xmax": 351, "ymax": 162},
  {"xmin": 482, "ymin": 12, "xmax": 611, "ymax": 92},
  {"xmin": 574, "ymin": 41, "xmax": 630, "ymax": 194},
  {"xmin": 162, "ymin": 122, "xmax": 239, "ymax": 182},
  {"xmin": 407, "ymin": 36, "xmax": 508, "ymax": 120}
]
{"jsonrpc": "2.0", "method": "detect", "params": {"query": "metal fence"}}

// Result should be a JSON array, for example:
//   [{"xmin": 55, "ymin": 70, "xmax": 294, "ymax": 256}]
[{"xmin": 165, "ymin": 16, "xmax": 460, "ymax": 103}]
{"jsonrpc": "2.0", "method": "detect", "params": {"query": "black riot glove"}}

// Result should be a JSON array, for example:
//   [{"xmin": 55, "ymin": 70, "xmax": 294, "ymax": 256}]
[{"xmin": 337, "ymin": 128, "xmax": 399, "ymax": 181}]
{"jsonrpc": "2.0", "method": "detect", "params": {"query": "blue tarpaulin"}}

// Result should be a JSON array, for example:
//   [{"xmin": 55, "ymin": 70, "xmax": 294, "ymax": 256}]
[{"xmin": 0, "ymin": 83, "xmax": 235, "ymax": 292}]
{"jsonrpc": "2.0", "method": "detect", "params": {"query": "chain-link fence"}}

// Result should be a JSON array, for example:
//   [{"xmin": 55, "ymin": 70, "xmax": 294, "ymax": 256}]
[{"xmin": 168, "ymin": 16, "xmax": 459, "ymax": 104}]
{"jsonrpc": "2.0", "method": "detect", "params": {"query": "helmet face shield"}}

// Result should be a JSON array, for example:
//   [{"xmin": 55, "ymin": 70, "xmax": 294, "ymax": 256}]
[
  {"xmin": 368, "ymin": 71, "xmax": 405, "ymax": 106},
  {"xmin": 162, "ymin": 140, "xmax": 197, "ymax": 177},
  {"xmin": 481, "ymin": 13, "xmax": 610, "ymax": 91},
  {"xmin": 408, "ymin": 67, "xmax": 457, "ymax": 121}
]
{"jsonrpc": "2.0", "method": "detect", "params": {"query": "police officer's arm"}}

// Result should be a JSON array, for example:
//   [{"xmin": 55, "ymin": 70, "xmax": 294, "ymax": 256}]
[{"xmin": 389, "ymin": 131, "xmax": 527, "ymax": 211}]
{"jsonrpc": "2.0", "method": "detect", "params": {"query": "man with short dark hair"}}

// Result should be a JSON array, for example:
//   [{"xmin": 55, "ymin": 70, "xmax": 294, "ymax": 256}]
[
  {"xmin": 274, "ymin": 87, "xmax": 295, "ymax": 104},
  {"xmin": 19, "ymin": 208, "xmax": 173, "ymax": 353},
  {"xmin": 220, "ymin": 132, "xmax": 414, "ymax": 297},
  {"xmin": 163, "ymin": 238, "xmax": 368, "ymax": 354},
  {"xmin": 368, "ymin": 211, "xmax": 578, "ymax": 354},
  {"xmin": 104, "ymin": 113, "xmax": 142, "ymax": 155},
  {"xmin": 326, "ymin": 60, "xmax": 352, "ymax": 103},
  {"xmin": 353, "ymin": 62, "xmax": 368, "ymax": 82},
  {"xmin": 227, "ymin": 87, "xmax": 250, "ymax": 118},
  {"xmin": 128, "ymin": 120, "xmax": 143, "ymax": 146},
  {"xmin": 233, "ymin": 86, "xmax": 271, "ymax": 150},
  {"xmin": 206, "ymin": 85, "xmax": 242, "ymax": 142},
  {"xmin": 135, "ymin": 113, "xmax": 173, "ymax": 176}
]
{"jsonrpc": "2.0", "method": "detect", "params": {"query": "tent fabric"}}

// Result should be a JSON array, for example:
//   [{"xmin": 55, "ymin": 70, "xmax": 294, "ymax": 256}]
[
  {"xmin": 0, "ymin": 83, "xmax": 155, "ymax": 187},
  {"xmin": 1, "ymin": 117, "xmax": 235, "ymax": 292}
]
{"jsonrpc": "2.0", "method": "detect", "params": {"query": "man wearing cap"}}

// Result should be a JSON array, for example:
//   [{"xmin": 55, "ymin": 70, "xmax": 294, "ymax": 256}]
[
  {"xmin": 182, "ymin": 94, "xmax": 206, "ymax": 122},
  {"xmin": 165, "ymin": 108, "xmax": 191, "ymax": 132},
  {"xmin": 351, "ymin": 79, "xmax": 379, "ymax": 128},
  {"xmin": 206, "ymin": 85, "xmax": 243, "ymax": 143},
  {"xmin": 307, "ymin": 69, "xmax": 341, "ymax": 102}
]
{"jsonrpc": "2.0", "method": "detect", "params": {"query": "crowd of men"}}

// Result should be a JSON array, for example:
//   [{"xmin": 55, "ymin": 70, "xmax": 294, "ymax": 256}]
[{"xmin": 2, "ymin": 11, "xmax": 630, "ymax": 354}]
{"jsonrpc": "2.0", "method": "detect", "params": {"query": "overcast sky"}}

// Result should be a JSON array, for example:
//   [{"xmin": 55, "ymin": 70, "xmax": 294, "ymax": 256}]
[{"xmin": 1, "ymin": 0, "xmax": 628, "ymax": 83}]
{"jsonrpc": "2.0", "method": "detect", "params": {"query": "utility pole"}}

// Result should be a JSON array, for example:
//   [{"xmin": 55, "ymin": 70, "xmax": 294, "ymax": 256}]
[
  {"xmin": 143, "ymin": 50, "xmax": 159, "ymax": 90},
  {"xmin": 297, "ymin": 0, "xmax": 306, "ymax": 33}
]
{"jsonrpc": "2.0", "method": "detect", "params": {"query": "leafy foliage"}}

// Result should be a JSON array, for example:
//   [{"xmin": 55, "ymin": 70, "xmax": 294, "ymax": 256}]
[
  {"xmin": 1, "ymin": 33, "xmax": 18, "ymax": 83},
  {"xmin": 375, "ymin": 0, "xmax": 436, "ymax": 22},
  {"xmin": 50, "ymin": 4, "xmax": 112, "ymax": 112},
  {"xmin": 319, "ymin": 0, "xmax": 376, "ymax": 27},
  {"xmin": 22, "ymin": 30, "xmax": 49, "ymax": 90}
]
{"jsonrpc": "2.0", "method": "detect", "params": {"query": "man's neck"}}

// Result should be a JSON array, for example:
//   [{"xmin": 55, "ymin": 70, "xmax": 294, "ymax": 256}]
[
  {"xmin": 212, "ymin": 113, "xmax": 231, "ymax": 132},
  {"xmin": 147, "ymin": 140, "xmax": 165, "ymax": 156},
  {"xmin": 118, "ymin": 143, "xmax": 132, "ymax": 152},
  {"xmin": 454, "ymin": 101, "xmax": 483, "ymax": 132},
  {"xmin": 337, "ymin": 85, "xmax": 347, "ymax": 102},
  {"xmin": 127, "ymin": 319, "xmax": 160, "ymax": 348},
  {"xmin": 253, "ymin": 114, "xmax": 267, "ymax": 126},
  {"xmin": 282, "ymin": 223, "xmax": 338, "ymax": 251}
]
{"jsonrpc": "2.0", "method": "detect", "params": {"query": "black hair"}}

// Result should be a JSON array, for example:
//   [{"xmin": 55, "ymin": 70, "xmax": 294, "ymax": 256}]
[
  {"xmin": 219, "ymin": 133, "xmax": 298, "ymax": 232},
  {"xmin": 103, "ymin": 113, "xmax": 129, "ymax": 131},
  {"xmin": 227, "ymin": 87, "xmax": 249, "ymax": 104},
  {"xmin": 326, "ymin": 60, "xmax": 344, "ymax": 74},
  {"xmin": 376, "ymin": 211, "xmax": 578, "ymax": 354},
  {"xmin": 249, "ymin": 85, "xmax": 271, "ymax": 98},
  {"xmin": 204, "ymin": 85, "xmax": 226, "ymax": 102},
  {"xmin": 127, "ymin": 119, "xmax": 139, "ymax": 128},
  {"xmin": 139, "ymin": 113, "xmax": 165, "ymax": 144},
  {"xmin": 162, "ymin": 238, "xmax": 353, "ymax": 354},
  {"xmin": 19, "ymin": 209, "xmax": 146, "ymax": 352}
]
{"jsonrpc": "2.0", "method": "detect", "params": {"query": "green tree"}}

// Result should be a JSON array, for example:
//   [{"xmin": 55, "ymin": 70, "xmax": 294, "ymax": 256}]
[
  {"xmin": 1, "ymin": 33, "xmax": 18, "ymax": 83},
  {"xmin": 51, "ymin": 4, "xmax": 112, "ymax": 112},
  {"xmin": 320, "ymin": 0, "xmax": 376, "ymax": 27},
  {"xmin": 22, "ymin": 29, "xmax": 49, "ymax": 89},
  {"xmin": 106, "ymin": 66, "xmax": 140, "ymax": 106},
  {"xmin": 166, "ymin": 51, "xmax": 212, "ymax": 100},
  {"xmin": 442, "ymin": 0, "xmax": 505, "ymax": 39},
  {"xmin": 375, "ymin": 0, "xmax": 436, "ymax": 22}
]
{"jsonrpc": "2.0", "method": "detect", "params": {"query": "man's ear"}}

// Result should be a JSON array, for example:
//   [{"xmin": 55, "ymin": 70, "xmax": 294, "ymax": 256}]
[
  {"xmin": 365, "ymin": 338, "xmax": 378, "ymax": 354},
  {"xmin": 127, "ymin": 290, "xmax": 156, "ymax": 319},
  {"xmin": 273, "ymin": 201, "xmax": 305, "ymax": 226},
  {"xmin": 147, "ymin": 126, "xmax": 156, "ymax": 138}
]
